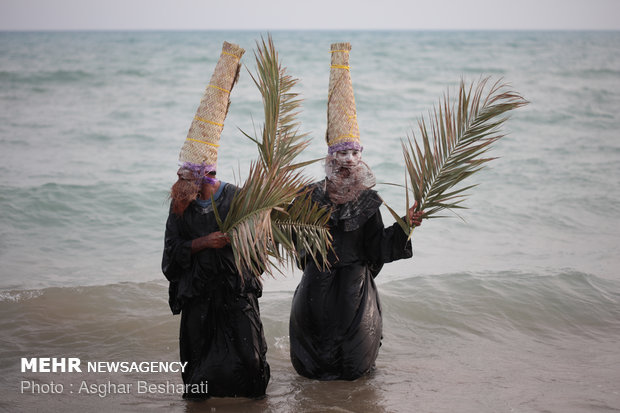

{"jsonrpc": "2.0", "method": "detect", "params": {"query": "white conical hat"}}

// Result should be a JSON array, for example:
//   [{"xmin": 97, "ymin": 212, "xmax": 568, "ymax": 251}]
[
  {"xmin": 326, "ymin": 42, "xmax": 362, "ymax": 154},
  {"xmin": 178, "ymin": 41, "xmax": 245, "ymax": 172}
]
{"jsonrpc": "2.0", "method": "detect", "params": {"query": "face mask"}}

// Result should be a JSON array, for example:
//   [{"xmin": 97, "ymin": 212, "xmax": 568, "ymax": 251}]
[{"xmin": 334, "ymin": 150, "xmax": 362, "ymax": 167}]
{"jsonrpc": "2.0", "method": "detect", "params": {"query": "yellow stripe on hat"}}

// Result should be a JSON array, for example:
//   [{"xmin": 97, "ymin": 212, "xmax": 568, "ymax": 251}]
[
  {"xmin": 330, "ymin": 134, "xmax": 360, "ymax": 143},
  {"xmin": 194, "ymin": 116, "xmax": 224, "ymax": 127},
  {"xmin": 221, "ymin": 51, "xmax": 241, "ymax": 60},
  {"xmin": 186, "ymin": 138, "xmax": 221, "ymax": 148},
  {"xmin": 208, "ymin": 84, "xmax": 231, "ymax": 94}
]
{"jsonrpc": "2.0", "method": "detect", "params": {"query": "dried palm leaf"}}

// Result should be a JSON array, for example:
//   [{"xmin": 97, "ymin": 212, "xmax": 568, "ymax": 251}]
[
  {"xmin": 216, "ymin": 35, "xmax": 332, "ymax": 278},
  {"xmin": 242, "ymin": 36, "xmax": 312, "ymax": 173},
  {"xmin": 385, "ymin": 77, "xmax": 528, "ymax": 237}
]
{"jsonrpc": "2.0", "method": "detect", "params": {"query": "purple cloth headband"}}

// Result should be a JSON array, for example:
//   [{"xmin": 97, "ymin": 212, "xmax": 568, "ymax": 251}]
[
  {"xmin": 179, "ymin": 162, "xmax": 218, "ymax": 185},
  {"xmin": 328, "ymin": 141, "xmax": 363, "ymax": 155}
]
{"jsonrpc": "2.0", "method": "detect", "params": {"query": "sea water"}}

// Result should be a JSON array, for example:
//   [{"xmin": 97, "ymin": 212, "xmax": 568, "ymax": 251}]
[{"xmin": 1, "ymin": 30, "xmax": 619, "ymax": 412}]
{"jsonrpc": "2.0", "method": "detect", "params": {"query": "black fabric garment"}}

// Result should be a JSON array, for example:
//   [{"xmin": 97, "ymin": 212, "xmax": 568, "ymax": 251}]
[
  {"xmin": 289, "ymin": 181, "xmax": 412, "ymax": 380},
  {"xmin": 162, "ymin": 183, "xmax": 270, "ymax": 398}
]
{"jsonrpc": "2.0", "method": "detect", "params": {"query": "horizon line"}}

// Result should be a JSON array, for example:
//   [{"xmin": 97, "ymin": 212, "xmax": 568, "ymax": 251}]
[{"xmin": 2, "ymin": 28, "xmax": 620, "ymax": 33}]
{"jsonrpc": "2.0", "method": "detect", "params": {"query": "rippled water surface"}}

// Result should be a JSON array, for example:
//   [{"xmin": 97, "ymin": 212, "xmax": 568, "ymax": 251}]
[{"xmin": 1, "ymin": 30, "xmax": 619, "ymax": 412}]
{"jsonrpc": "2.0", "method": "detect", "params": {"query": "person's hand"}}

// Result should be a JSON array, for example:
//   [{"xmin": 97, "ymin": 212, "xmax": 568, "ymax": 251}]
[
  {"xmin": 407, "ymin": 201, "xmax": 425, "ymax": 227},
  {"xmin": 204, "ymin": 231, "xmax": 230, "ymax": 249},
  {"xmin": 191, "ymin": 231, "xmax": 230, "ymax": 254}
]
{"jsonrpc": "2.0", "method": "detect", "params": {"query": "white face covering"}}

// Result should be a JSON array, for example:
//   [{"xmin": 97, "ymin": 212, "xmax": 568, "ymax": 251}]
[
  {"xmin": 325, "ymin": 150, "xmax": 375, "ymax": 204},
  {"xmin": 334, "ymin": 149, "xmax": 362, "ymax": 167}
]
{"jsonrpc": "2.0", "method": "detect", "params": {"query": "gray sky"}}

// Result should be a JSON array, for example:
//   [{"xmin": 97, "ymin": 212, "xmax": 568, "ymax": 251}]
[{"xmin": 1, "ymin": 0, "xmax": 619, "ymax": 31}]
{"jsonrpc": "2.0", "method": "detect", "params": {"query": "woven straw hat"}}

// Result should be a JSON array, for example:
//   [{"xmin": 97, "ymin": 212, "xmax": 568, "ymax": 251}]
[
  {"xmin": 326, "ymin": 42, "xmax": 362, "ymax": 155},
  {"xmin": 178, "ymin": 41, "xmax": 245, "ymax": 172}
]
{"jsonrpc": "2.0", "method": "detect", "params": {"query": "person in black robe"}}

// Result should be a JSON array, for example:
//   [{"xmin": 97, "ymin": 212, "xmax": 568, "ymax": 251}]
[
  {"xmin": 163, "ymin": 169, "xmax": 270, "ymax": 398},
  {"xmin": 289, "ymin": 41, "xmax": 424, "ymax": 381},
  {"xmin": 289, "ymin": 149, "xmax": 423, "ymax": 381}
]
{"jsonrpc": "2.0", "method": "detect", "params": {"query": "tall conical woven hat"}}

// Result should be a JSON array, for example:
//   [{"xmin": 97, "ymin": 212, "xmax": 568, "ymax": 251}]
[
  {"xmin": 326, "ymin": 42, "xmax": 362, "ymax": 154},
  {"xmin": 179, "ymin": 41, "xmax": 245, "ymax": 172}
]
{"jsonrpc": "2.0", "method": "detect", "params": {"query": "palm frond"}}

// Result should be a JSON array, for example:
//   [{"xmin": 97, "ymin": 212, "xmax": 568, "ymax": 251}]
[
  {"xmin": 388, "ymin": 77, "xmax": 528, "ymax": 236},
  {"xmin": 247, "ymin": 36, "xmax": 309, "ymax": 172},
  {"xmin": 217, "ymin": 35, "xmax": 332, "ymax": 278},
  {"xmin": 218, "ymin": 161, "xmax": 332, "ymax": 277},
  {"xmin": 271, "ymin": 190, "xmax": 332, "ymax": 271}
]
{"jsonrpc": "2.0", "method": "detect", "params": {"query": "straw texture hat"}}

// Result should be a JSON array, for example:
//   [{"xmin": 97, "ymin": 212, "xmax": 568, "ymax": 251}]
[
  {"xmin": 178, "ymin": 41, "xmax": 245, "ymax": 172},
  {"xmin": 326, "ymin": 42, "xmax": 362, "ymax": 155}
]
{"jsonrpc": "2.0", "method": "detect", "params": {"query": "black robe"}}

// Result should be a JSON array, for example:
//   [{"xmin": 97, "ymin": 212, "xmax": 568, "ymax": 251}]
[
  {"xmin": 289, "ymin": 180, "xmax": 412, "ymax": 380},
  {"xmin": 162, "ymin": 183, "xmax": 270, "ymax": 398}
]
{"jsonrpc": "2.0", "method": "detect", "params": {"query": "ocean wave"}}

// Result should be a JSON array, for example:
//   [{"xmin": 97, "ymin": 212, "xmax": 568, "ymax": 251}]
[
  {"xmin": 557, "ymin": 68, "xmax": 620, "ymax": 80},
  {"xmin": 380, "ymin": 270, "xmax": 620, "ymax": 341},
  {"xmin": 1, "ymin": 271, "xmax": 619, "ymax": 412},
  {"xmin": 0, "ymin": 289, "xmax": 44, "ymax": 303},
  {"xmin": 0, "ymin": 281, "xmax": 177, "ymax": 373},
  {"xmin": 0, "ymin": 69, "xmax": 95, "ymax": 86},
  {"xmin": 0, "ymin": 181, "xmax": 162, "ymax": 228},
  {"xmin": 2, "ymin": 270, "xmax": 619, "ymax": 338}
]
